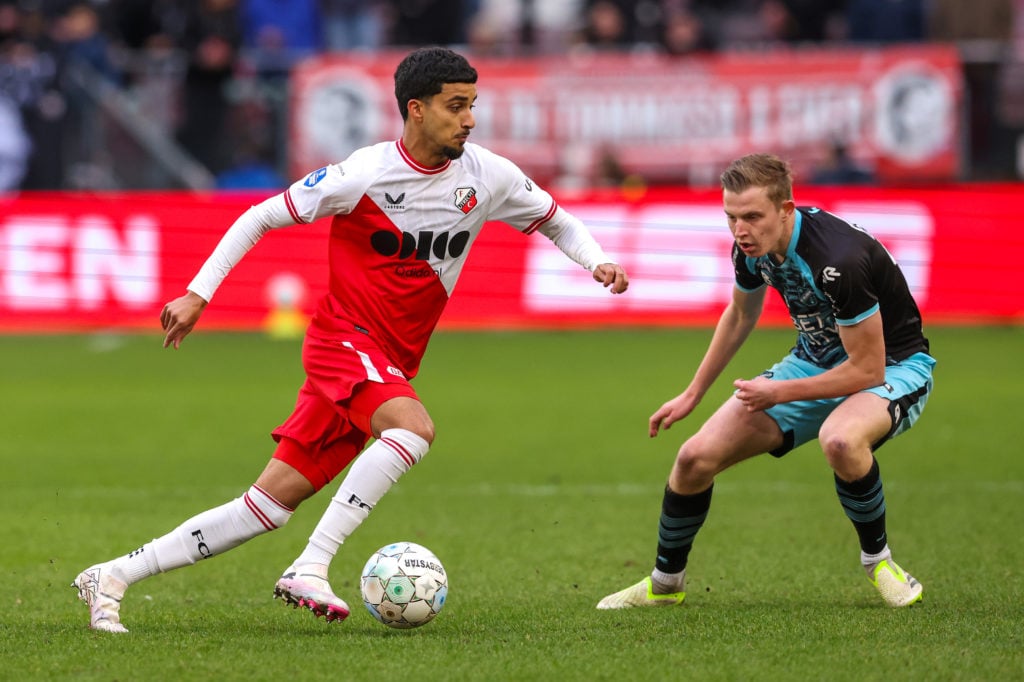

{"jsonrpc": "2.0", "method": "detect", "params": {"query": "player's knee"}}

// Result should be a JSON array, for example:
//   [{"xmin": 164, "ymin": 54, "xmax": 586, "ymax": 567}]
[
  {"xmin": 401, "ymin": 420, "xmax": 434, "ymax": 447},
  {"xmin": 673, "ymin": 439, "xmax": 719, "ymax": 485},
  {"xmin": 819, "ymin": 428, "xmax": 856, "ymax": 471},
  {"xmin": 373, "ymin": 401, "xmax": 435, "ymax": 446}
]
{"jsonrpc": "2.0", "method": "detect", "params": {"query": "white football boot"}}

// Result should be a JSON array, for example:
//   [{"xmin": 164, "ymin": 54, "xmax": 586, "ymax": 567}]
[
  {"xmin": 274, "ymin": 565, "xmax": 350, "ymax": 622},
  {"xmin": 72, "ymin": 562, "xmax": 129, "ymax": 633}
]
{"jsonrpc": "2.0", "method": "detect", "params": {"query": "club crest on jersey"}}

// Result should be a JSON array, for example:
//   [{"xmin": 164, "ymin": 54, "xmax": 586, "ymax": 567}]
[
  {"xmin": 454, "ymin": 186, "xmax": 478, "ymax": 214},
  {"xmin": 304, "ymin": 166, "xmax": 328, "ymax": 187}
]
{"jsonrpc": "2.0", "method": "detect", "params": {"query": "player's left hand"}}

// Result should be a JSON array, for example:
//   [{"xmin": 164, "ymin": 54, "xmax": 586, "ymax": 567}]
[
  {"xmin": 161, "ymin": 290, "xmax": 208, "ymax": 349},
  {"xmin": 733, "ymin": 376, "xmax": 778, "ymax": 412},
  {"xmin": 593, "ymin": 263, "xmax": 628, "ymax": 294}
]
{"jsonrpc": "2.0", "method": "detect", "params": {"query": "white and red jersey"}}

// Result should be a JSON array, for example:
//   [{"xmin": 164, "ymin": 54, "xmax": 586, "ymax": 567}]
[{"xmin": 188, "ymin": 139, "xmax": 613, "ymax": 378}]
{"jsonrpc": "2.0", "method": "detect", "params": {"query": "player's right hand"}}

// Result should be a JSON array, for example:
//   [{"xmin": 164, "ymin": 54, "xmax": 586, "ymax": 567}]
[
  {"xmin": 160, "ymin": 291, "xmax": 207, "ymax": 349},
  {"xmin": 648, "ymin": 392, "xmax": 699, "ymax": 437}
]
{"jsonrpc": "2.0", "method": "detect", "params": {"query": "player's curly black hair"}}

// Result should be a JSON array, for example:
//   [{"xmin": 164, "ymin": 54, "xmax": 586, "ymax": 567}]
[{"xmin": 394, "ymin": 47, "xmax": 478, "ymax": 121}]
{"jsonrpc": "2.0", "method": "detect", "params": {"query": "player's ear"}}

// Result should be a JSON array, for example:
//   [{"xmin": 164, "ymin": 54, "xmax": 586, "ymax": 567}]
[{"xmin": 408, "ymin": 99, "xmax": 424, "ymax": 121}]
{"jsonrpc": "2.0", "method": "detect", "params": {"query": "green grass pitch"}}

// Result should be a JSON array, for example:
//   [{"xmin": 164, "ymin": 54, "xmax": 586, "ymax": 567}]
[{"xmin": 1, "ymin": 327, "xmax": 1022, "ymax": 680}]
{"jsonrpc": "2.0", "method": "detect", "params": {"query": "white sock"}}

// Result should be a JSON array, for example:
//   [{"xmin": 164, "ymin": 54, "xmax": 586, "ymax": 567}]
[
  {"xmin": 651, "ymin": 568, "xmax": 686, "ymax": 593},
  {"xmin": 292, "ymin": 428, "xmax": 429, "ymax": 569},
  {"xmin": 114, "ymin": 485, "xmax": 293, "ymax": 585},
  {"xmin": 861, "ymin": 544, "xmax": 893, "ymax": 577}
]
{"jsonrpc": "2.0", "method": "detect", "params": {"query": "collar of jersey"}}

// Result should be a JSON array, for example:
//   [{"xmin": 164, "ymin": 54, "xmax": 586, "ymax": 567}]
[{"xmin": 396, "ymin": 139, "xmax": 452, "ymax": 175}]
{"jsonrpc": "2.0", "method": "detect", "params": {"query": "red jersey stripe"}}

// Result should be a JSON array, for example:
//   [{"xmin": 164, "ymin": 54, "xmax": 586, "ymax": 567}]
[
  {"xmin": 283, "ymin": 189, "xmax": 304, "ymax": 224},
  {"xmin": 524, "ymin": 200, "xmax": 558, "ymax": 234}
]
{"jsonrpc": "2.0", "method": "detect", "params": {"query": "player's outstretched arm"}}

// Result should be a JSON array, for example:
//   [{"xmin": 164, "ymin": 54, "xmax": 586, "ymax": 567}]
[
  {"xmin": 161, "ymin": 290, "xmax": 208, "ymax": 349},
  {"xmin": 649, "ymin": 287, "xmax": 765, "ymax": 437},
  {"xmin": 592, "ymin": 263, "xmax": 629, "ymax": 294}
]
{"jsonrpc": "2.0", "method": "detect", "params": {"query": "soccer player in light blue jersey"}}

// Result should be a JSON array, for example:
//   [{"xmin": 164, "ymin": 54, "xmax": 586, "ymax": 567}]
[{"xmin": 598, "ymin": 153, "xmax": 934, "ymax": 610}]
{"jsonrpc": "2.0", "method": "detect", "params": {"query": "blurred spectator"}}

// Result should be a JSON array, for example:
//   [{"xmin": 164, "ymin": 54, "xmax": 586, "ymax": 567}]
[
  {"xmin": 0, "ymin": 94, "xmax": 30, "ymax": 190},
  {"xmin": 660, "ymin": 5, "xmax": 714, "ymax": 54},
  {"xmin": 930, "ymin": 0, "xmax": 1014, "ymax": 42},
  {"xmin": 772, "ymin": 0, "xmax": 843, "ymax": 43},
  {"xmin": 531, "ymin": 0, "xmax": 583, "ymax": 54},
  {"xmin": 808, "ymin": 140, "xmax": 876, "ymax": 185},
  {"xmin": 388, "ymin": 0, "xmax": 471, "ymax": 47},
  {"xmin": 241, "ymin": 0, "xmax": 321, "ymax": 74},
  {"xmin": 108, "ymin": 0, "xmax": 186, "ymax": 52},
  {"xmin": 715, "ymin": 0, "xmax": 780, "ymax": 46},
  {"xmin": 52, "ymin": 3, "xmax": 118, "ymax": 81},
  {"xmin": 215, "ymin": 92, "xmax": 284, "ymax": 188},
  {"xmin": 931, "ymin": 0, "xmax": 1016, "ymax": 178},
  {"xmin": 469, "ymin": 0, "xmax": 582, "ymax": 56},
  {"xmin": 995, "ymin": 0, "xmax": 1024, "ymax": 171},
  {"xmin": 846, "ymin": 0, "xmax": 925, "ymax": 43},
  {"xmin": 319, "ymin": 0, "xmax": 386, "ymax": 51},
  {"xmin": 0, "ymin": 1, "xmax": 67, "ymax": 188},
  {"xmin": 714, "ymin": 0, "xmax": 843, "ymax": 47},
  {"xmin": 581, "ymin": 0, "xmax": 631, "ymax": 49},
  {"xmin": 176, "ymin": 0, "xmax": 241, "ymax": 175}
]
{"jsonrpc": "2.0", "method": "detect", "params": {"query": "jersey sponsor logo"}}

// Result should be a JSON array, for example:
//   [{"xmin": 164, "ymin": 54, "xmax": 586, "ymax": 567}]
[
  {"xmin": 370, "ymin": 229, "xmax": 471, "ymax": 261},
  {"xmin": 524, "ymin": 177, "xmax": 533, "ymax": 191},
  {"xmin": 822, "ymin": 266, "xmax": 840, "ymax": 283},
  {"xmin": 454, "ymin": 186, "xmax": 478, "ymax": 214},
  {"xmin": 304, "ymin": 166, "xmax": 328, "ymax": 187},
  {"xmin": 384, "ymin": 191, "xmax": 406, "ymax": 210},
  {"xmin": 394, "ymin": 264, "xmax": 438, "ymax": 278}
]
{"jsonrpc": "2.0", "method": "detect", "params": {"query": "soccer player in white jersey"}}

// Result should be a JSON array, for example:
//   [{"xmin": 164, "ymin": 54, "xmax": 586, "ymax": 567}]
[
  {"xmin": 73, "ymin": 46, "xmax": 629, "ymax": 633},
  {"xmin": 597, "ymin": 153, "xmax": 933, "ymax": 611}
]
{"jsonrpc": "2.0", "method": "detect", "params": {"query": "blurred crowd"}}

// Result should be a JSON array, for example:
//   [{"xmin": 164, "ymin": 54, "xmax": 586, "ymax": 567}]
[{"xmin": 1, "ymin": 0, "xmax": 1022, "ymax": 190}]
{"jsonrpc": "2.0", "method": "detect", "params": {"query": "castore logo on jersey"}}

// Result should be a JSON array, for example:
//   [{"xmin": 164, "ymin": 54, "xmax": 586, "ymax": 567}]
[{"xmin": 384, "ymin": 191, "xmax": 406, "ymax": 210}]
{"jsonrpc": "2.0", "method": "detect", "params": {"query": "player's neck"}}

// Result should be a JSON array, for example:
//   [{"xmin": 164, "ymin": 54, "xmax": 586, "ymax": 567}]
[
  {"xmin": 399, "ymin": 134, "xmax": 448, "ymax": 169},
  {"xmin": 770, "ymin": 217, "xmax": 795, "ymax": 263}
]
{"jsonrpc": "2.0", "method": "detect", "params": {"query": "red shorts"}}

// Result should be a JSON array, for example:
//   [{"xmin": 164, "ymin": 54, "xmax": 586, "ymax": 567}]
[{"xmin": 271, "ymin": 330, "xmax": 419, "ymax": 490}]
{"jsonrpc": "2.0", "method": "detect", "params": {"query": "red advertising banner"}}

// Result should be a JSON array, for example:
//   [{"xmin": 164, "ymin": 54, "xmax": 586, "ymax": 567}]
[
  {"xmin": 288, "ymin": 46, "xmax": 963, "ymax": 187},
  {"xmin": 0, "ymin": 185, "xmax": 1019, "ymax": 333}
]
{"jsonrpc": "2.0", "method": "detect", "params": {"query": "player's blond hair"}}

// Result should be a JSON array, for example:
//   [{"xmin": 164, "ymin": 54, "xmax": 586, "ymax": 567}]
[{"xmin": 720, "ymin": 153, "xmax": 793, "ymax": 207}]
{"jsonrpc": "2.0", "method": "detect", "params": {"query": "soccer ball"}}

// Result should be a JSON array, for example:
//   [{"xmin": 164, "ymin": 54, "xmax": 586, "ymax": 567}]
[{"xmin": 360, "ymin": 542, "xmax": 448, "ymax": 629}]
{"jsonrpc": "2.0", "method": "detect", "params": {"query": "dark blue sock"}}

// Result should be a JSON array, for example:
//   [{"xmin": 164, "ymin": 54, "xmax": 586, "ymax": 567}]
[
  {"xmin": 655, "ymin": 484, "xmax": 713, "ymax": 574},
  {"xmin": 835, "ymin": 457, "xmax": 887, "ymax": 555}
]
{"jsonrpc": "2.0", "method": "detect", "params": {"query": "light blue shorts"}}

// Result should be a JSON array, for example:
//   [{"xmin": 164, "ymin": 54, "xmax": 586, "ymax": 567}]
[{"xmin": 760, "ymin": 351, "xmax": 936, "ymax": 457}]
